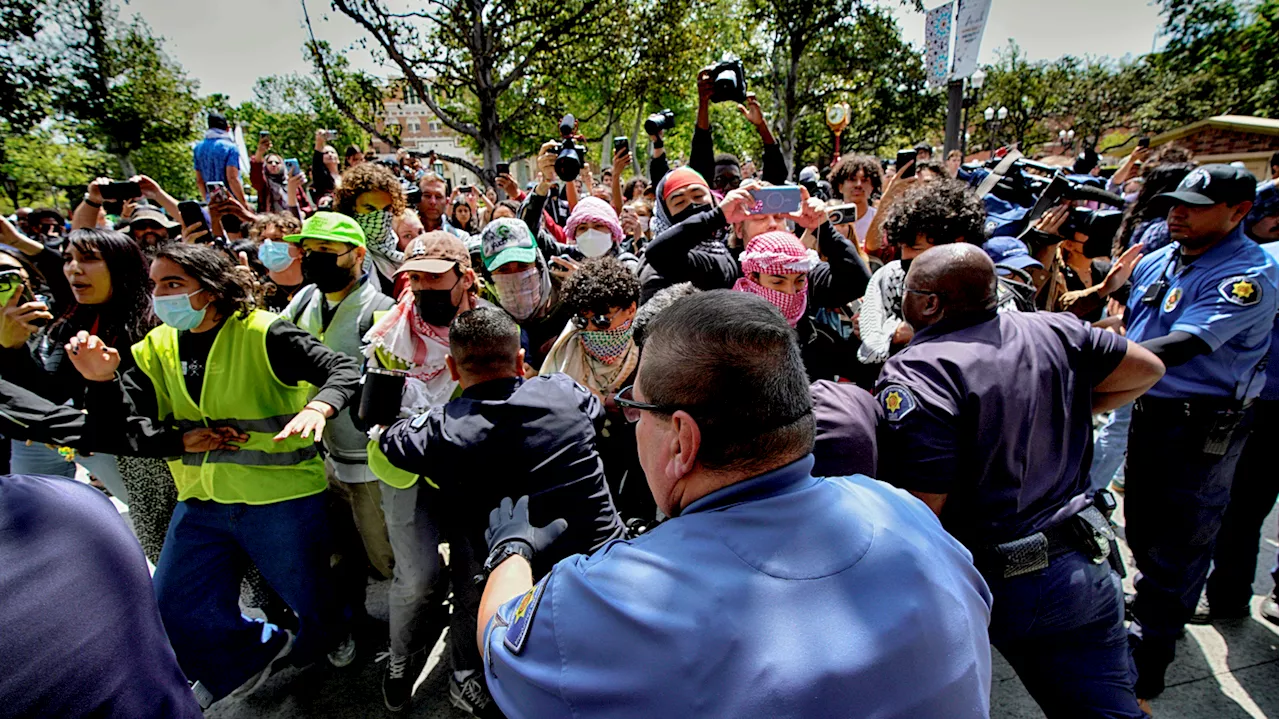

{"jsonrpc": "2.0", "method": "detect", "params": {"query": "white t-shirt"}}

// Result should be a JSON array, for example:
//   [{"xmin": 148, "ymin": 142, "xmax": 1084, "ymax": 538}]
[{"xmin": 852, "ymin": 206, "xmax": 877, "ymax": 245}]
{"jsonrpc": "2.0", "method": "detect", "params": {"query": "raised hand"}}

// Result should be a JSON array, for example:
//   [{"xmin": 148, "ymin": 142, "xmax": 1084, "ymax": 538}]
[{"xmin": 64, "ymin": 330, "xmax": 120, "ymax": 381}]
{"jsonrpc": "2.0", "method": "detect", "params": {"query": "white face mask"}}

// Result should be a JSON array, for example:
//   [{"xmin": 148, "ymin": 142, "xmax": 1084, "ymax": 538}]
[
  {"xmin": 576, "ymin": 228, "xmax": 613, "ymax": 257},
  {"xmin": 638, "ymin": 216, "xmax": 651, "ymax": 233}
]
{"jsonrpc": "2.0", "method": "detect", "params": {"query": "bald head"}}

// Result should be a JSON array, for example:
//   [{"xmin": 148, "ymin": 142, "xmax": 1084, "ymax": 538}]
[{"xmin": 903, "ymin": 244, "xmax": 999, "ymax": 329}]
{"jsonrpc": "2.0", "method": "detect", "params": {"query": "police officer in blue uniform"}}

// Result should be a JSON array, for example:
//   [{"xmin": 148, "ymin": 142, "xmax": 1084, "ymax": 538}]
[
  {"xmin": 1122, "ymin": 164, "xmax": 1279, "ymax": 703},
  {"xmin": 875, "ymin": 244, "xmax": 1164, "ymax": 718},
  {"xmin": 473, "ymin": 290, "xmax": 994, "ymax": 719},
  {"xmin": 1196, "ymin": 186, "xmax": 1280, "ymax": 624}
]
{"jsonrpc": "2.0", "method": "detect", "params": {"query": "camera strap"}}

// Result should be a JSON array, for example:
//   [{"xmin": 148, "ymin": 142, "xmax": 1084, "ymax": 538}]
[{"xmin": 976, "ymin": 150, "xmax": 1023, "ymax": 199}]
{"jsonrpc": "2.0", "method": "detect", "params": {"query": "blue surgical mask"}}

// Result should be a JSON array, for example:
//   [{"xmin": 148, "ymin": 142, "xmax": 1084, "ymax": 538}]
[
  {"xmin": 153, "ymin": 291, "xmax": 208, "ymax": 331},
  {"xmin": 258, "ymin": 239, "xmax": 295, "ymax": 273}
]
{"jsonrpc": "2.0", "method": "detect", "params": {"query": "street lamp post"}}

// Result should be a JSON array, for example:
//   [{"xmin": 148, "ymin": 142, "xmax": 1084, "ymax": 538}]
[{"xmin": 961, "ymin": 69, "xmax": 985, "ymax": 159}]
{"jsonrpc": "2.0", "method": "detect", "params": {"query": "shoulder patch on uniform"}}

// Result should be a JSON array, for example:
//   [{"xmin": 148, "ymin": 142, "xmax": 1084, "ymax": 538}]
[
  {"xmin": 877, "ymin": 384, "xmax": 917, "ymax": 422},
  {"xmin": 1163, "ymin": 287, "xmax": 1182, "ymax": 313},
  {"xmin": 503, "ymin": 576, "xmax": 549, "ymax": 655},
  {"xmin": 1218, "ymin": 275, "xmax": 1262, "ymax": 307}
]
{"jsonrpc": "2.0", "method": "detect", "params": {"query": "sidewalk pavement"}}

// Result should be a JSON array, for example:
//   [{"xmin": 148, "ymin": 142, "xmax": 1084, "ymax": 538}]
[{"xmin": 191, "ymin": 495, "xmax": 1277, "ymax": 719}]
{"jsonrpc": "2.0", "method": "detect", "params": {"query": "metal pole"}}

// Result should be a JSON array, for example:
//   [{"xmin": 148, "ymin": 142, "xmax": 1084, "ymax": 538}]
[
  {"xmin": 943, "ymin": 79, "xmax": 964, "ymax": 156},
  {"xmin": 961, "ymin": 102, "xmax": 969, "ymax": 158}
]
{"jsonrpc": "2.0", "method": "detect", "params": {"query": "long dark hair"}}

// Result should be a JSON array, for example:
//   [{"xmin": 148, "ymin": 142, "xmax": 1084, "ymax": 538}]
[
  {"xmin": 49, "ymin": 229, "xmax": 156, "ymax": 346},
  {"xmin": 156, "ymin": 242, "xmax": 255, "ymax": 320},
  {"xmin": 1112, "ymin": 162, "xmax": 1196, "ymax": 256}
]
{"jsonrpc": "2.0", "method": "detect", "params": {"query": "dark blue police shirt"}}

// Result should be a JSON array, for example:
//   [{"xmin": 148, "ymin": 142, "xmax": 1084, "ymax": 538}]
[
  {"xmin": 1126, "ymin": 225, "xmax": 1279, "ymax": 400},
  {"xmin": 380, "ymin": 373, "xmax": 626, "ymax": 575},
  {"xmin": 876, "ymin": 310, "xmax": 1129, "ymax": 547},
  {"xmin": 0, "ymin": 474, "xmax": 203, "ymax": 718},
  {"xmin": 483, "ymin": 456, "xmax": 994, "ymax": 719}
]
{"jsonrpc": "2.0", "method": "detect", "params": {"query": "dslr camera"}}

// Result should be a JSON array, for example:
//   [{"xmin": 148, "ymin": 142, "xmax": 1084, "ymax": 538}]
[
  {"xmin": 1024, "ymin": 174, "xmax": 1126, "ymax": 253},
  {"xmin": 554, "ymin": 114, "xmax": 585, "ymax": 182},
  {"xmin": 703, "ymin": 60, "xmax": 747, "ymax": 104},
  {"xmin": 644, "ymin": 109, "xmax": 675, "ymax": 136}
]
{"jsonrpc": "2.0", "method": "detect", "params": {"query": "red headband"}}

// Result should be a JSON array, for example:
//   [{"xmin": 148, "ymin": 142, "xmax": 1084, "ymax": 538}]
[{"xmin": 662, "ymin": 167, "xmax": 709, "ymax": 200}]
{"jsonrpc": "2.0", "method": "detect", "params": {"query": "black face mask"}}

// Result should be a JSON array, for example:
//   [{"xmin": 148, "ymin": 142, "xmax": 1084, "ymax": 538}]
[
  {"xmin": 301, "ymin": 249, "xmax": 357, "ymax": 293},
  {"xmin": 900, "ymin": 257, "xmax": 913, "ymax": 273},
  {"xmin": 669, "ymin": 202, "xmax": 710, "ymax": 225},
  {"xmin": 414, "ymin": 286, "xmax": 460, "ymax": 327}
]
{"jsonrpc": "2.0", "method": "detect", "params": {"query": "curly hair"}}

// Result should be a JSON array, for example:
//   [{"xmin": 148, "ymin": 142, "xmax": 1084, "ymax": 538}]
[
  {"xmin": 156, "ymin": 242, "xmax": 255, "ymax": 319},
  {"xmin": 882, "ymin": 179, "xmax": 986, "ymax": 247},
  {"xmin": 333, "ymin": 162, "xmax": 407, "ymax": 217},
  {"xmin": 249, "ymin": 212, "xmax": 301, "ymax": 242},
  {"xmin": 829, "ymin": 154, "xmax": 883, "ymax": 196},
  {"xmin": 561, "ymin": 256, "xmax": 640, "ymax": 317},
  {"xmin": 49, "ymin": 229, "xmax": 157, "ymax": 346}
]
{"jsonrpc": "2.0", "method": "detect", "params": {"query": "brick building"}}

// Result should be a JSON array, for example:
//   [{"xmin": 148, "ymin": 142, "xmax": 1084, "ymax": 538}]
[
  {"xmin": 371, "ymin": 80, "xmax": 484, "ymax": 188},
  {"xmin": 1151, "ymin": 115, "xmax": 1279, "ymax": 180}
]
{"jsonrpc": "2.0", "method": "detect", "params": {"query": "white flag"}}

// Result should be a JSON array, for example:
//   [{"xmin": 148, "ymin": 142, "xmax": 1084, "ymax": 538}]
[{"xmin": 950, "ymin": 0, "xmax": 992, "ymax": 80}]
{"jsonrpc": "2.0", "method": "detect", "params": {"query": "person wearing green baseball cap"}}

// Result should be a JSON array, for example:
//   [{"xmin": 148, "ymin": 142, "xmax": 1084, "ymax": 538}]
[
  {"xmin": 478, "ymin": 217, "xmax": 569, "ymax": 368},
  {"xmin": 281, "ymin": 210, "xmax": 396, "ymax": 649}
]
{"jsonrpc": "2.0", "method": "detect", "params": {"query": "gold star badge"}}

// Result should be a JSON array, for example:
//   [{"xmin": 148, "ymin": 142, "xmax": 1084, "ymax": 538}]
[
  {"xmin": 885, "ymin": 391, "xmax": 902, "ymax": 412},
  {"xmin": 1232, "ymin": 280, "xmax": 1255, "ymax": 300}
]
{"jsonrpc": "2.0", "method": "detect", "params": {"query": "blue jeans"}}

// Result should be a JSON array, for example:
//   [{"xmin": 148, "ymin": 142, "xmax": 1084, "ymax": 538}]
[
  {"xmin": 1088, "ymin": 403, "xmax": 1132, "ymax": 493},
  {"xmin": 153, "ymin": 493, "xmax": 345, "ymax": 701},
  {"xmin": 9, "ymin": 439, "xmax": 75, "ymax": 478},
  {"xmin": 987, "ymin": 551, "xmax": 1145, "ymax": 718}
]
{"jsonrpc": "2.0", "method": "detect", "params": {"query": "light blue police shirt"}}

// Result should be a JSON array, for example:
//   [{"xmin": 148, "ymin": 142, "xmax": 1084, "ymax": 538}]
[
  {"xmin": 1262, "ymin": 243, "xmax": 1279, "ymax": 401},
  {"xmin": 483, "ymin": 455, "xmax": 994, "ymax": 719},
  {"xmin": 1127, "ymin": 225, "xmax": 1279, "ymax": 400}
]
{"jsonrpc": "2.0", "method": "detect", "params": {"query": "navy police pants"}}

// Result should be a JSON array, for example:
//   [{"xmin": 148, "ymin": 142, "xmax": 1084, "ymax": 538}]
[
  {"xmin": 1123, "ymin": 397, "xmax": 1253, "ymax": 699},
  {"xmin": 1207, "ymin": 400, "xmax": 1278, "ymax": 612},
  {"xmin": 987, "ymin": 550, "xmax": 1145, "ymax": 718}
]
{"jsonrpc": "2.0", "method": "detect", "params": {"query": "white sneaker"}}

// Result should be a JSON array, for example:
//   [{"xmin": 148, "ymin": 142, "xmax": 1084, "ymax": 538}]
[
  {"xmin": 327, "ymin": 633, "xmax": 357, "ymax": 668},
  {"xmin": 229, "ymin": 629, "xmax": 294, "ymax": 700}
]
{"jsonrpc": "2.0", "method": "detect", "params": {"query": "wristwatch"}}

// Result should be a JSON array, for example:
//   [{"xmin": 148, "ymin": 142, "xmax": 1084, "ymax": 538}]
[
  {"xmin": 477, "ymin": 540, "xmax": 534, "ymax": 583},
  {"xmin": 82, "ymin": 194, "xmax": 102, "ymax": 208}
]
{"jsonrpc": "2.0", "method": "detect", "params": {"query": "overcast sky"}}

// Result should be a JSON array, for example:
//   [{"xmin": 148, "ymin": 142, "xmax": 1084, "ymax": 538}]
[{"xmin": 123, "ymin": 0, "xmax": 1166, "ymax": 104}]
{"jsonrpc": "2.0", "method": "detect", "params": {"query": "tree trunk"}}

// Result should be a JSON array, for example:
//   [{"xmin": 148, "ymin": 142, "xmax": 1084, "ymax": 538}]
[
  {"xmin": 778, "ymin": 36, "xmax": 803, "ymax": 179},
  {"xmin": 117, "ymin": 152, "xmax": 137, "ymax": 179},
  {"xmin": 629, "ymin": 108, "xmax": 643, "ymax": 177}
]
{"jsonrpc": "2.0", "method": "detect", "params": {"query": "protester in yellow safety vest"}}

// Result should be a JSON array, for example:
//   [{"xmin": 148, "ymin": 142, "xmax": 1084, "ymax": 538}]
[{"xmin": 65, "ymin": 241, "xmax": 363, "ymax": 710}]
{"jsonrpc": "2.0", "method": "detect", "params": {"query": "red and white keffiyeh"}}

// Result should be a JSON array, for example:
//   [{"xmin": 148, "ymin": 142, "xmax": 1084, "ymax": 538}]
[{"xmin": 732, "ymin": 231, "xmax": 817, "ymax": 327}]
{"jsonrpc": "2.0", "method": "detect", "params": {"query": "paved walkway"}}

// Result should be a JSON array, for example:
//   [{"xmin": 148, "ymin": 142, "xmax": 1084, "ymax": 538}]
[{"xmin": 181, "ymin": 493, "xmax": 1277, "ymax": 719}]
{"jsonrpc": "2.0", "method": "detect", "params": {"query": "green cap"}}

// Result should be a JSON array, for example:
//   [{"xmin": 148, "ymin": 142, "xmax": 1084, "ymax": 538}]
[
  {"xmin": 283, "ymin": 211, "xmax": 366, "ymax": 247},
  {"xmin": 480, "ymin": 217, "xmax": 538, "ymax": 270}
]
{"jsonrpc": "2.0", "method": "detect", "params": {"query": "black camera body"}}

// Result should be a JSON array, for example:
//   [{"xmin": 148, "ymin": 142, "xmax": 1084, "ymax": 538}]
[
  {"xmin": 644, "ymin": 109, "xmax": 675, "ymax": 136},
  {"xmin": 705, "ymin": 60, "xmax": 747, "ymax": 104},
  {"xmin": 554, "ymin": 114, "xmax": 585, "ymax": 182},
  {"xmin": 1022, "ymin": 174, "xmax": 1127, "ymax": 254}
]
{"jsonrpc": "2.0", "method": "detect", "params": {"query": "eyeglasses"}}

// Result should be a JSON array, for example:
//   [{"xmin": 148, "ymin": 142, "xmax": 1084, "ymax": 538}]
[
  {"xmin": 614, "ymin": 385, "xmax": 690, "ymax": 423},
  {"xmin": 573, "ymin": 311, "xmax": 619, "ymax": 331}
]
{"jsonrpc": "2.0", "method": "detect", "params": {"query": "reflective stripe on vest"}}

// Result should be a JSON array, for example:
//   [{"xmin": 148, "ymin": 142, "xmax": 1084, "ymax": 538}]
[{"xmin": 131, "ymin": 310, "xmax": 327, "ymax": 504}]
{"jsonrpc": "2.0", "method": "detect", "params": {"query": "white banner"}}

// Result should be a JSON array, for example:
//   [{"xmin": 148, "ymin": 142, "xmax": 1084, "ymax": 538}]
[
  {"xmin": 950, "ymin": 0, "xmax": 992, "ymax": 80},
  {"xmin": 924, "ymin": 2, "xmax": 954, "ymax": 89}
]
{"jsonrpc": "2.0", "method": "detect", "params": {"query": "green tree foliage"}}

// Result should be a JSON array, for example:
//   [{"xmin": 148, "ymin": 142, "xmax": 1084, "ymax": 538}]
[
  {"xmin": 0, "ymin": 125, "xmax": 107, "ymax": 211},
  {"xmin": 53, "ymin": 0, "xmax": 202, "ymax": 177},
  {"xmin": 0, "ymin": 0, "xmax": 55, "ymax": 134}
]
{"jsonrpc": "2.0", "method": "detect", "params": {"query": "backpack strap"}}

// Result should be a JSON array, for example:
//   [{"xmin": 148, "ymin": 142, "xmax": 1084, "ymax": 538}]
[{"xmin": 288, "ymin": 284, "xmax": 321, "ymax": 325}]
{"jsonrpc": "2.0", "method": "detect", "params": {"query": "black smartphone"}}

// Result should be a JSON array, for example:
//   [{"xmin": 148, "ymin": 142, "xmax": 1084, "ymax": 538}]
[
  {"xmin": 496, "ymin": 162, "xmax": 510, "ymax": 176},
  {"xmin": 895, "ymin": 149, "xmax": 917, "ymax": 178},
  {"xmin": 613, "ymin": 136, "xmax": 629, "ymax": 153},
  {"xmin": 16, "ymin": 283, "xmax": 49, "ymax": 327},
  {"xmin": 178, "ymin": 201, "xmax": 210, "ymax": 237},
  {"xmin": 99, "ymin": 181, "xmax": 141, "ymax": 201},
  {"xmin": 1137, "ymin": 136, "xmax": 1150, "ymax": 149}
]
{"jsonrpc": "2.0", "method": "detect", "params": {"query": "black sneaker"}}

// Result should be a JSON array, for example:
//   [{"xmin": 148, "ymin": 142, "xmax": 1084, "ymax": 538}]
[
  {"xmin": 449, "ymin": 670, "xmax": 500, "ymax": 718},
  {"xmin": 381, "ymin": 651, "xmax": 412, "ymax": 712},
  {"xmin": 228, "ymin": 629, "xmax": 294, "ymax": 700}
]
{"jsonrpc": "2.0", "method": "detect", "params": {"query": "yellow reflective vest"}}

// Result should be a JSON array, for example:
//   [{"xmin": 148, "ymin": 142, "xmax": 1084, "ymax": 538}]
[{"xmin": 131, "ymin": 309, "xmax": 327, "ymax": 504}]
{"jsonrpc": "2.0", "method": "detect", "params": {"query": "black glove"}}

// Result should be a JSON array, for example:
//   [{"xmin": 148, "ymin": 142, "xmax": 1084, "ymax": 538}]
[{"xmin": 485, "ymin": 495, "xmax": 568, "ymax": 556}]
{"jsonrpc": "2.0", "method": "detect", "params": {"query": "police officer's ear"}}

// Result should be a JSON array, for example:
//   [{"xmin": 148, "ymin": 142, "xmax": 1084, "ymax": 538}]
[
  {"xmin": 515, "ymin": 348, "xmax": 527, "ymax": 378},
  {"xmin": 1228, "ymin": 200, "xmax": 1254, "ymax": 226},
  {"xmin": 446, "ymin": 354, "xmax": 462, "ymax": 382},
  {"xmin": 666, "ymin": 410, "xmax": 702, "ymax": 482}
]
